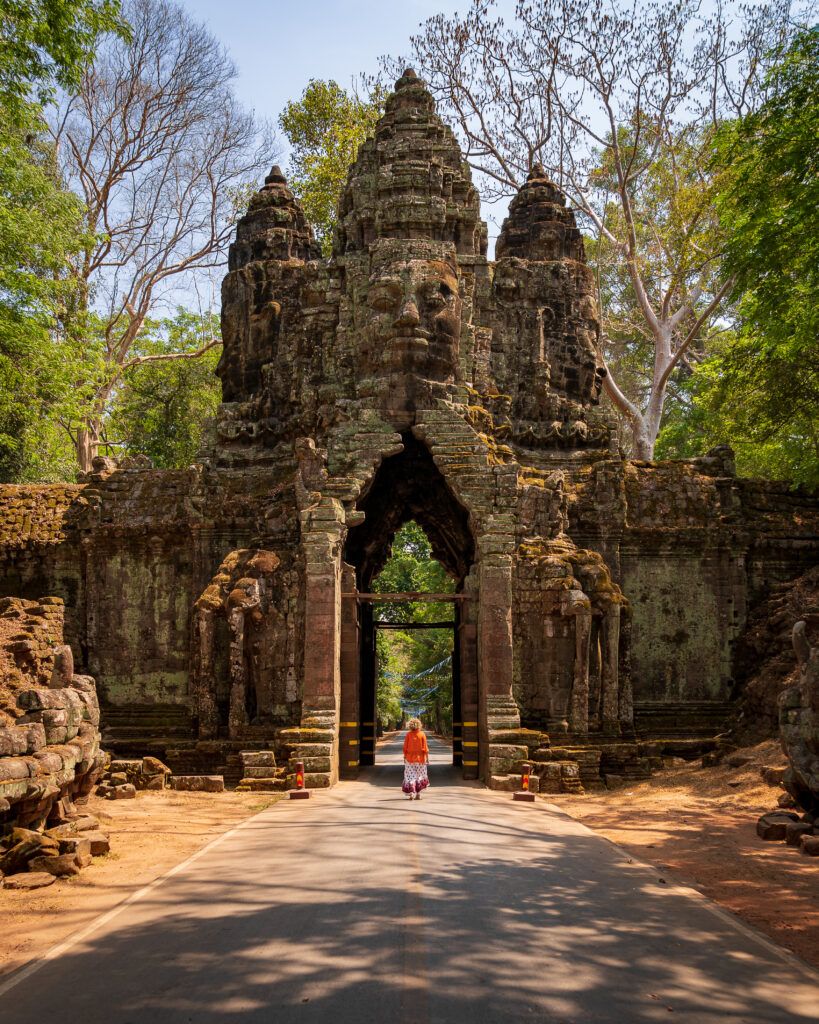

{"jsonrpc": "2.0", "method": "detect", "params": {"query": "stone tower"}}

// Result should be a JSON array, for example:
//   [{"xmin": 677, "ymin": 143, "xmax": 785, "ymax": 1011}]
[
  {"xmin": 1, "ymin": 70, "xmax": 816, "ymax": 794},
  {"xmin": 206, "ymin": 69, "xmax": 629, "ymax": 787}
]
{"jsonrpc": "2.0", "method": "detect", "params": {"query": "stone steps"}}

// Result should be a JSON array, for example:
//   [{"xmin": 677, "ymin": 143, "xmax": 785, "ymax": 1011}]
[
  {"xmin": 100, "ymin": 703, "xmax": 195, "ymax": 742},
  {"xmin": 234, "ymin": 749, "xmax": 286, "ymax": 792},
  {"xmin": 633, "ymin": 701, "xmax": 734, "ymax": 739}
]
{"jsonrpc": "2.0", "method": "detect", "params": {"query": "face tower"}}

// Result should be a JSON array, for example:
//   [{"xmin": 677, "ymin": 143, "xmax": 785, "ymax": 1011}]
[{"xmin": 204, "ymin": 69, "xmax": 629, "ymax": 787}]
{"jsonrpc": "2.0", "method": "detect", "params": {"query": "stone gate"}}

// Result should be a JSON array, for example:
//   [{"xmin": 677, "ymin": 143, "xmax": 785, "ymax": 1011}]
[{"xmin": 0, "ymin": 70, "xmax": 817, "ymax": 791}]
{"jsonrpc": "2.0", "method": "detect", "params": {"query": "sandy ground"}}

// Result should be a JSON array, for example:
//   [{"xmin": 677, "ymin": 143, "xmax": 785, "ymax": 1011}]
[
  {"xmin": 1, "ymin": 740, "xmax": 816, "ymax": 982},
  {"xmin": 549, "ymin": 739, "xmax": 819, "ymax": 971},
  {"xmin": 0, "ymin": 789, "xmax": 281, "ymax": 980}
]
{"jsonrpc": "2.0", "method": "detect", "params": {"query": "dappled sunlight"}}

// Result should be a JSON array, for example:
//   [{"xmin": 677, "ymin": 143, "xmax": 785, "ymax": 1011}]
[
  {"xmin": 4, "ymin": 751, "xmax": 819, "ymax": 1023},
  {"xmin": 550, "ymin": 739, "xmax": 819, "ymax": 971}
]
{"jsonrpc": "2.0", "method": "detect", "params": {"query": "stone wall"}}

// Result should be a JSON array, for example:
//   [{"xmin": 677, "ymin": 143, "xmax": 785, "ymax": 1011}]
[{"xmin": 0, "ymin": 70, "xmax": 816, "ymax": 788}]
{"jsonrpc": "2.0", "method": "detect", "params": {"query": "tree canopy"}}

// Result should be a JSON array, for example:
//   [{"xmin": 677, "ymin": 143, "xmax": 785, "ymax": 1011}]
[
  {"xmin": 372, "ymin": 521, "xmax": 455, "ymax": 734},
  {"xmin": 656, "ymin": 27, "xmax": 819, "ymax": 488},
  {"xmin": 279, "ymin": 79, "xmax": 384, "ymax": 255},
  {"xmin": 0, "ymin": 0, "xmax": 125, "ymax": 481}
]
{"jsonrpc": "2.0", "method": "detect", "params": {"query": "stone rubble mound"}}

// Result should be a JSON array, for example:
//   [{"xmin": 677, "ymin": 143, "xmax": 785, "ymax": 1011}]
[
  {"xmin": 0, "ymin": 596, "xmax": 110, "ymax": 887},
  {"xmin": 96, "ymin": 755, "xmax": 173, "ymax": 798}
]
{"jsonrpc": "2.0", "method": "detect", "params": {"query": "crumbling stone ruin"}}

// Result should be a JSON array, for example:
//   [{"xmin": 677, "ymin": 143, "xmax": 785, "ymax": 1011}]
[
  {"xmin": 0, "ymin": 595, "xmax": 110, "ymax": 887},
  {"xmin": 767, "ymin": 620, "xmax": 819, "ymax": 854},
  {"xmin": 755, "ymin": 620, "xmax": 819, "ymax": 857},
  {"xmin": 0, "ymin": 70, "xmax": 817, "ymax": 794},
  {"xmin": 730, "ymin": 565, "xmax": 819, "ymax": 743}
]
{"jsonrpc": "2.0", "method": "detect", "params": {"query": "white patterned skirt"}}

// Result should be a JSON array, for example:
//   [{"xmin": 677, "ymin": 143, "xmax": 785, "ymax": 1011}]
[{"xmin": 402, "ymin": 761, "xmax": 430, "ymax": 794}]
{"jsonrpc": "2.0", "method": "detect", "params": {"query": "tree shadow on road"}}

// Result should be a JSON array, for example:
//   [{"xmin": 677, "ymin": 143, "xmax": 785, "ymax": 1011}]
[{"xmin": 4, "ymin": 798, "xmax": 818, "ymax": 1024}]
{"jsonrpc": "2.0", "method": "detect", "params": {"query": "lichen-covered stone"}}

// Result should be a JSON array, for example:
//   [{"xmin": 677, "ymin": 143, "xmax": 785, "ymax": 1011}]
[
  {"xmin": 779, "ymin": 621, "xmax": 819, "ymax": 815},
  {"xmin": 0, "ymin": 69, "xmax": 816, "ymax": 792}
]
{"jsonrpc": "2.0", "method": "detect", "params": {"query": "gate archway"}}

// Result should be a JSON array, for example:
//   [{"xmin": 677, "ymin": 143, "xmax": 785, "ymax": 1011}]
[{"xmin": 339, "ymin": 435, "xmax": 478, "ymax": 779}]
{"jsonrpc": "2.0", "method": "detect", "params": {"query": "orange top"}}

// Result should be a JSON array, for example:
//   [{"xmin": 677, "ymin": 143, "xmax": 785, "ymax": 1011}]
[{"xmin": 403, "ymin": 729, "xmax": 429, "ymax": 763}]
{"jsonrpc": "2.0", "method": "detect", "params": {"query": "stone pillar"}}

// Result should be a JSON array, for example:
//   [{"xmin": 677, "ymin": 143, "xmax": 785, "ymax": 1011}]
[
  {"xmin": 227, "ymin": 606, "xmax": 247, "ymax": 738},
  {"xmin": 478, "ymin": 545, "xmax": 520, "ymax": 785},
  {"xmin": 195, "ymin": 609, "xmax": 218, "ymax": 738},
  {"xmin": 301, "ymin": 499, "xmax": 345, "ymax": 712},
  {"xmin": 600, "ymin": 604, "xmax": 621, "ymax": 734},
  {"xmin": 478, "ymin": 557, "xmax": 515, "ymax": 699},
  {"xmin": 290, "ymin": 497, "xmax": 345, "ymax": 787},
  {"xmin": 339, "ymin": 562, "xmax": 360, "ymax": 779},
  {"xmin": 618, "ymin": 609, "xmax": 634, "ymax": 733},
  {"xmin": 569, "ymin": 605, "xmax": 592, "ymax": 735}
]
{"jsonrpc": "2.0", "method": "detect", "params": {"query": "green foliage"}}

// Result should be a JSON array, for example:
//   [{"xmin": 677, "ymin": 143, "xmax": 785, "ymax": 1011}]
[
  {"xmin": 658, "ymin": 28, "xmax": 819, "ymax": 489},
  {"xmin": 0, "ymin": 99, "xmax": 90, "ymax": 481},
  {"xmin": 0, "ymin": 0, "xmax": 126, "ymax": 481},
  {"xmin": 656, "ymin": 332, "xmax": 819, "ymax": 488},
  {"xmin": 701, "ymin": 27, "xmax": 819, "ymax": 487},
  {"xmin": 105, "ymin": 311, "xmax": 221, "ymax": 469},
  {"xmin": 279, "ymin": 79, "xmax": 384, "ymax": 255},
  {"xmin": 372, "ymin": 521, "xmax": 455, "ymax": 734},
  {"xmin": 0, "ymin": 0, "xmax": 126, "ymax": 104}
]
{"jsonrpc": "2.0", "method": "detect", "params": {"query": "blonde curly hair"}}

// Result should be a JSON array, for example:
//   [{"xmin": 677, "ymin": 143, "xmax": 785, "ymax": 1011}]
[{"xmin": 407, "ymin": 717, "xmax": 422, "ymax": 731}]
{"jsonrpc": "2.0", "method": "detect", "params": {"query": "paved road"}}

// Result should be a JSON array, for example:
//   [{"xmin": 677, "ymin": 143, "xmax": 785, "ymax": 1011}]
[{"xmin": 3, "ymin": 733, "xmax": 818, "ymax": 1023}]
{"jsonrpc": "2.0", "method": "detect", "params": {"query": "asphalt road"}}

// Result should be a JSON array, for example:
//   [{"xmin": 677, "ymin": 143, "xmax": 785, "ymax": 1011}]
[{"xmin": 3, "ymin": 732, "xmax": 818, "ymax": 1023}]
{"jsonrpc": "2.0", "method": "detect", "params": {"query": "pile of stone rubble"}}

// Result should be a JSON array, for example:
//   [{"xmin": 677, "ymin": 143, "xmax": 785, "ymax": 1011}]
[
  {"xmin": 96, "ymin": 754, "xmax": 227, "ymax": 794},
  {"xmin": 1, "ymin": 811, "xmax": 110, "ymax": 889},
  {"xmin": 0, "ymin": 597, "xmax": 110, "ymax": 888},
  {"xmin": 96, "ymin": 755, "xmax": 172, "ymax": 798}
]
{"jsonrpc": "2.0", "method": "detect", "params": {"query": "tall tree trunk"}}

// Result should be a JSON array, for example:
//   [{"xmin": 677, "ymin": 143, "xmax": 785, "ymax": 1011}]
[{"xmin": 76, "ymin": 422, "xmax": 98, "ymax": 473}]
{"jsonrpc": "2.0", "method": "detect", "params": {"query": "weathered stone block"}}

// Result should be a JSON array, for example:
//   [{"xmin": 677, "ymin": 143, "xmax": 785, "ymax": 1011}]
[
  {"xmin": 240, "ymin": 751, "xmax": 277, "ymax": 768},
  {"xmin": 170, "ymin": 775, "xmax": 224, "ymax": 792},
  {"xmin": 84, "ymin": 830, "xmax": 111, "ymax": 855},
  {"xmin": 58, "ymin": 836, "xmax": 91, "ymax": 858},
  {"xmin": 799, "ymin": 835, "xmax": 819, "ymax": 856},
  {"xmin": 757, "ymin": 811, "xmax": 799, "ymax": 841},
  {"xmin": 0, "ymin": 758, "xmax": 32, "ymax": 782},
  {"xmin": 29, "ymin": 852, "xmax": 81, "ymax": 876},
  {"xmin": 141, "ymin": 756, "xmax": 171, "ymax": 776},
  {"xmin": 3, "ymin": 871, "xmax": 56, "ymax": 889}
]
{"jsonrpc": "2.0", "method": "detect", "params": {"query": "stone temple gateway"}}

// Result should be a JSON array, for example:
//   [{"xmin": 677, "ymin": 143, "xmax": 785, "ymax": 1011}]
[{"xmin": 1, "ymin": 71, "xmax": 818, "ymax": 792}]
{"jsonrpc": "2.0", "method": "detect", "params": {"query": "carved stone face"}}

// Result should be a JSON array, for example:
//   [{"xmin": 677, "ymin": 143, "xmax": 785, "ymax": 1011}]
[{"xmin": 361, "ymin": 258, "xmax": 461, "ymax": 380}]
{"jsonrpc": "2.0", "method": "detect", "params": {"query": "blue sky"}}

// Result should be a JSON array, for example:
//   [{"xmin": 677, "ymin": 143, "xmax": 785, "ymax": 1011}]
[
  {"xmin": 182, "ymin": 0, "xmax": 514, "ymax": 134},
  {"xmin": 180, "ymin": 0, "xmax": 518, "ymax": 242}
]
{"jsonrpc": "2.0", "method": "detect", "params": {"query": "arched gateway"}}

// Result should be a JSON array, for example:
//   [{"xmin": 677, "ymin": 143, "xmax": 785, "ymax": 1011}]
[
  {"xmin": 3, "ymin": 70, "xmax": 816, "ymax": 794},
  {"xmin": 202, "ymin": 68, "xmax": 631, "ymax": 788}
]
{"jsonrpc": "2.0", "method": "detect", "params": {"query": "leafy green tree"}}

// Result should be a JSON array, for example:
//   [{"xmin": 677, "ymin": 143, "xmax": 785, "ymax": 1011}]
[
  {"xmin": 709, "ymin": 27, "xmax": 818, "ymax": 487},
  {"xmin": 656, "ymin": 332, "xmax": 819, "ymax": 487},
  {"xmin": 279, "ymin": 79, "xmax": 384, "ymax": 255},
  {"xmin": 0, "ymin": 0, "xmax": 125, "ymax": 481},
  {"xmin": 372, "ymin": 521, "xmax": 455, "ymax": 735},
  {"xmin": 104, "ymin": 311, "xmax": 221, "ymax": 469},
  {"xmin": 656, "ymin": 27, "xmax": 819, "ymax": 488},
  {"xmin": 0, "ymin": 0, "xmax": 126, "ymax": 104}
]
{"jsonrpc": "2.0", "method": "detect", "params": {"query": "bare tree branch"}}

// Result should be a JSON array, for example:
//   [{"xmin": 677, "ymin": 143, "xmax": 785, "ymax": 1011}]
[
  {"xmin": 393, "ymin": 0, "xmax": 804, "ymax": 456},
  {"xmin": 50, "ymin": 0, "xmax": 278, "ymax": 471}
]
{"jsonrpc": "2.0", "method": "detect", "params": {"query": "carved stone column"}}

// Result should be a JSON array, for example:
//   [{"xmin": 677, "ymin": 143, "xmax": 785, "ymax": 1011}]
[
  {"xmin": 568, "ymin": 601, "xmax": 592, "ymax": 735},
  {"xmin": 478, "ymin": 543, "xmax": 521, "ymax": 784},
  {"xmin": 600, "ymin": 604, "xmax": 622, "ymax": 734},
  {"xmin": 287, "ymin": 497, "xmax": 346, "ymax": 787},
  {"xmin": 194, "ymin": 609, "xmax": 218, "ymax": 738},
  {"xmin": 227, "ymin": 606, "xmax": 247, "ymax": 738}
]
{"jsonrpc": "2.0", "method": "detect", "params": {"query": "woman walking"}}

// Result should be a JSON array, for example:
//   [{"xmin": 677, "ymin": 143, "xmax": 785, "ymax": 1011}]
[{"xmin": 402, "ymin": 718, "xmax": 430, "ymax": 800}]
